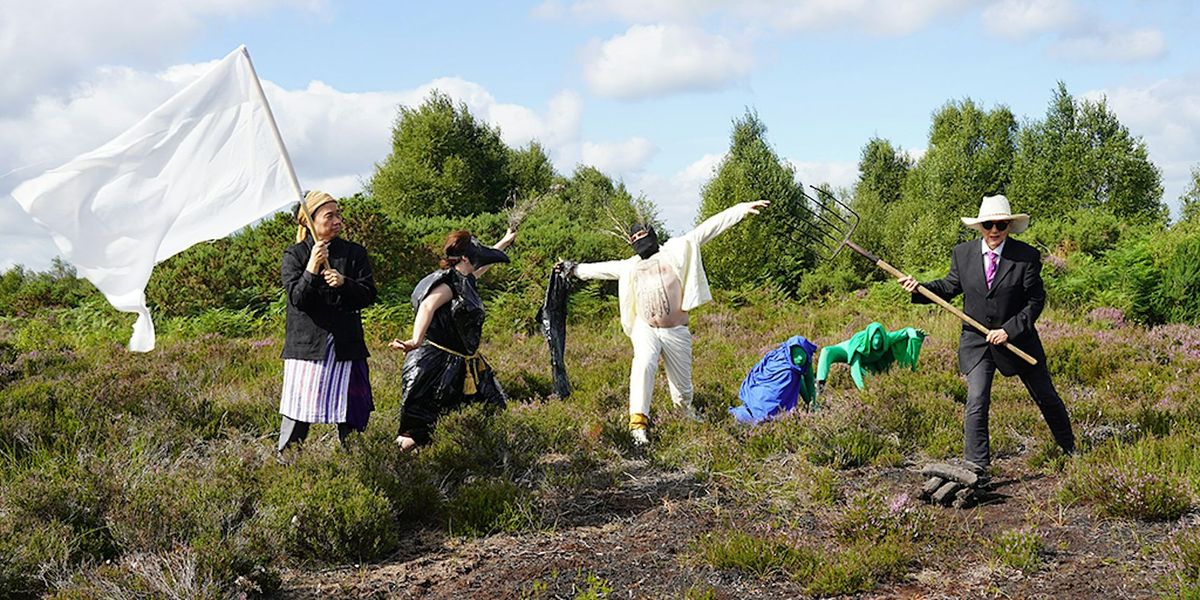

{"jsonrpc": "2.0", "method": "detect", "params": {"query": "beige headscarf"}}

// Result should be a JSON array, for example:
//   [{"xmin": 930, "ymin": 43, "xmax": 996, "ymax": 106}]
[{"xmin": 296, "ymin": 190, "xmax": 337, "ymax": 243}]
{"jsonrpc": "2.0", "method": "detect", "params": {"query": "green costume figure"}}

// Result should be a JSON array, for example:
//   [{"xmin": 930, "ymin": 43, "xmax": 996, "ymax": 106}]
[{"xmin": 815, "ymin": 322, "xmax": 926, "ymax": 399}]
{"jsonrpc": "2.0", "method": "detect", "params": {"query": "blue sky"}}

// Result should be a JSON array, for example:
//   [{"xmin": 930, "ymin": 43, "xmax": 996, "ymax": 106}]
[{"xmin": 3, "ymin": 0, "xmax": 1199, "ymax": 270}]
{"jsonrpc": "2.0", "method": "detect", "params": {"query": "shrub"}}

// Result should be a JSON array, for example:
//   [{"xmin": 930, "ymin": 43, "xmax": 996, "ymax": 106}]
[
  {"xmin": 1061, "ymin": 439, "xmax": 1193, "ymax": 521},
  {"xmin": 1164, "ymin": 526, "xmax": 1200, "ymax": 598},
  {"xmin": 989, "ymin": 528, "xmax": 1044, "ymax": 574},
  {"xmin": 833, "ymin": 490, "xmax": 933, "ymax": 544},
  {"xmin": 259, "ymin": 459, "xmax": 398, "ymax": 563},
  {"xmin": 445, "ymin": 477, "xmax": 536, "ymax": 538},
  {"xmin": 691, "ymin": 530, "xmax": 820, "ymax": 580},
  {"xmin": 806, "ymin": 538, "xmax": 914, "ymax": 596}
]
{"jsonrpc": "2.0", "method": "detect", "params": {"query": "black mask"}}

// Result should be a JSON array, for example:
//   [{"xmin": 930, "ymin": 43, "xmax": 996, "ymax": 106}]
[
  {"xmin": 455, "ymin": 237, "xmax": 510, "ymax": 268},
  {"xmin": 629, "ymin": 225, "xmax": 659, "ymax": 259}
]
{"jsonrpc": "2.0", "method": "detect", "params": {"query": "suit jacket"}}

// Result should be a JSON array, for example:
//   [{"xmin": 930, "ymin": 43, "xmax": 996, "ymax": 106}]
[
  {"xmin": 281, "ymin": 237, "xmax": 377, "ymax": 361},
  {"xmin": 913, "ymin": 238, "xmax": 1046, "ymax": 376}
]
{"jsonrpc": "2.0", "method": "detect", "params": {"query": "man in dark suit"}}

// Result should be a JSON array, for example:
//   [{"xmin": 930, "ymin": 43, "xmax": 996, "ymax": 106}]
[{"xmin": 898, "ymin": 195, "xmax": 1075, "ymax": 477}]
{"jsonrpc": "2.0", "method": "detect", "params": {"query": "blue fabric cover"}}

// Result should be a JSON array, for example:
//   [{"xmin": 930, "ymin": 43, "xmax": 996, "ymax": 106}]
[{"xmin": 729, "ymin": 335, "xmax": 818, "ymax": 424}]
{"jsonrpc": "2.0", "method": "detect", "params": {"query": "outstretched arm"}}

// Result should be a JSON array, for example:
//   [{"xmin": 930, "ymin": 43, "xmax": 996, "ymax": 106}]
[
  {"xmin": 572, "ymin": 258, "xmax": 631, "ymax": 281},
  {"xmin": 686, "ymin": 200, "xmax": 770, "ymax": 246},
  {"xmin": 475, "ymin": 228, "xmax": 518, "ymax": 278},
  {"xmin": 389, "ymin": 284, "xmax": 453, "ymax": 352}
]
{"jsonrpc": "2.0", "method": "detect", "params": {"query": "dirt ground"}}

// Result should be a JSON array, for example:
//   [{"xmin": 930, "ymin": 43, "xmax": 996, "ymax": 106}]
[{"xmin": 280, "ymin": 456, "xmax": 1177, "ymax": 599}]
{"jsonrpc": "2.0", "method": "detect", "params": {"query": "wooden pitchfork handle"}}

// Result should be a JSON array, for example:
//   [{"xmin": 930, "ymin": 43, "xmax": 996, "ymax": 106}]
[{"xmin": 843, "ymin": 240, "xmax": 1038, "ymax": 366}]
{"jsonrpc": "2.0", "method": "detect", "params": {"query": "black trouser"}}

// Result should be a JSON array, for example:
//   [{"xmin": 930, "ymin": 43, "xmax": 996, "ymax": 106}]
[
  {"xmin": 964, "ymin": 355, "xmax": 1075, "ymax": 468},
  {"xmin": 277, "ymin": 416, "xmax": 355, "ymax": 452}
]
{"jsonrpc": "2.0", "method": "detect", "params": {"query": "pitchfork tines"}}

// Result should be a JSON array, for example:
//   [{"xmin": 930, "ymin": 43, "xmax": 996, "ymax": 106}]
[{"xmin": 784, "ymin": 185, "xmax": 861, "ymax": 260}]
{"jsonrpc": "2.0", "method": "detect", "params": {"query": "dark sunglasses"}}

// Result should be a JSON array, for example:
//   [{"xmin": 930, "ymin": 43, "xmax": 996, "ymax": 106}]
[{"xmin": 981, "ymin": 220, "xmax": 1010, "ymax": 231}]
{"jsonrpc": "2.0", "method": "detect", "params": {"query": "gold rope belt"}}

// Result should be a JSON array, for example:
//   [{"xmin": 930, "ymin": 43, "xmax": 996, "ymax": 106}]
[{"xmin": 426, "ymin": 340, "xmax": 488, "ymax": 395}]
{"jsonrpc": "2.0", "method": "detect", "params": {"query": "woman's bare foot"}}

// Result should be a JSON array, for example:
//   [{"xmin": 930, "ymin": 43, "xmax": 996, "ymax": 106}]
[{"xmin": 395, "ymin": 435, "xmax": 418, "ymax": 453}]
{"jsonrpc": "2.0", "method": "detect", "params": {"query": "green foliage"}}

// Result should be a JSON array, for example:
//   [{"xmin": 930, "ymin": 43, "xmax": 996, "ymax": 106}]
[
  {"xmin": 849, "ymin": 138, "xmax": 913, "ymax": 279},
  {"xmin": 446, "ymin": 477, "xmax": 535, "ymax": 537},
  {"xmin": 1181, "ymin": 165, "xmax": 1200, "ymax": 224},
  {"xmin": 1151, "ymin": 233, "xmax": 1200, "ymax": 324},
  {"xmin": 1011, "ymin": 82, "xmax": 1165, "ymax": 223},
  {"xmin": 698, "ymin": 109, "xmax": 816, "ymax": 295},
  {"xmin": 1165, "ymin": 526, "xmax": 1200, "ymax": 598},
  {"xmin": 1061, "ymin": 436, "xmax": 1194, "ymax": 521},
  {"xmin": 691, "ymin": 530, "xmax": 821, "ymax": 579},
  {"xmin": 692, "ymin": 527, "xmax": 914, "ymax": 596},
  {"xmin": 989, "ymin": 528, "xmax": 1044, "ymax": 574},
  {"xmin": 806, "ymin": 538, "xmax": 914, "ymax": 596},
  {"xmin": 884, "ymin": 99, "xmax": 1017, "ymax": 270},
  {"xmin": 147, "ymin": 211, "xmax": 295, "ymax": 316},
  {"xmin": 833, "ymin": 490, "xmax": 933, "ymax": 544},
  {"xmin": 507, "ymin": 141, "xmax": 556, "ymax": 198},
  {"xmin": 370, "ymin": 90, "xmax": 514, "ymax": 219},
  {"xmin": 260, "ymin": 458, "xmax": 398, "ymax": 563},
  {"xmin": 0, "ymin": 259, "xmax": 95, "ymax": 317}
]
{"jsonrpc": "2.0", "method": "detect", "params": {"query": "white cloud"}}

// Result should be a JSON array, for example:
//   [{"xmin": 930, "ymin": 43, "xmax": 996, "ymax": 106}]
[
  {"xmin": 981, "ymin": 0, "xmax": 1080, "ymax": 39},
  {"xmin": 534, "ymin": 0, "xmax": 718, "ymax": 22},
  {"xmin": 542, "ymin": 0, "xmax": 968, "ymax": 35},
  {"xmin": 1082, "ymin": 77, "xmax": 1200, "ymax": 217},
  {"xmin": 0, "ymin": 0, "xmax": 324, "ymax": 113},
  {"xmin": 580, "ymin": 138, "xmax": 658, "ymax": 174},
  {"xmin": 737, "ymin": 0, "xmax": 970, "ymax": 36},
  {"xmin": 788, "ymin": 159, "xmax": 860, "ymax": 193},
  {"xmin": 1050, "ymin": 28, "xmax": 1167, "ymax": 63},
  {"xmin": 0, "ymin": 59, "xmax": 651, "ymax": 270},
  {"xmin": 584, "ymin": 24, "xmax": 753, "ymax": 100},
  {"xmin": 629, "ymin": 154, "xmax": 861, "ymax": 235},
  {"xmin": 628, "ymin": 152, "xmax": 725, "ymax": 233}
]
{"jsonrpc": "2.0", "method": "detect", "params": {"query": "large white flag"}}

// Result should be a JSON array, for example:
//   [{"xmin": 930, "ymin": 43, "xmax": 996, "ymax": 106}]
[{"xmin": 11, "ymin": 46, "xmax": 301, "ymax": 351}]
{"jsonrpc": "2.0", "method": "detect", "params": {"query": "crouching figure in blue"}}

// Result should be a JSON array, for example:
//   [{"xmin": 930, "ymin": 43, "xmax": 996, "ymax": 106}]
[{"xmin": 729, "ymin": 335, "xmax": 819, "ymax": 424}]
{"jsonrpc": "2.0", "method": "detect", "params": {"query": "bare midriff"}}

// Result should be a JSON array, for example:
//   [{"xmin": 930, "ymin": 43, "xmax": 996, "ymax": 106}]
[{"xmin": 632, "ymin": 257, "xmax": 688, "ymax": 328}]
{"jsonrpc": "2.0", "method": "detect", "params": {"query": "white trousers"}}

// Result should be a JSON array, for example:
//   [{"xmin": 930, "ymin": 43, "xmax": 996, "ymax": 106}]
[{"xmin": 629, "ymin": 320, "xmax": 694, "ymax": 423}]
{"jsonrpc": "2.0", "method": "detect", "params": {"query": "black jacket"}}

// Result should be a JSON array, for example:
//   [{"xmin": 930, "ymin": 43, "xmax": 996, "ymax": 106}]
[
  {"xmin": 914, "ymin": 238, "xmax": 1047, "ymax": 376},
  {"xmin": 281, "ymin": 237, "xmax": 377, "ymax": 361}
]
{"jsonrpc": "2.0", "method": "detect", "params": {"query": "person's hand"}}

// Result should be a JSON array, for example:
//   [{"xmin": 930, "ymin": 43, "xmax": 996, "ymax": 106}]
[
  {"xmin": 898, "ymin": 275, "xmax": 919, "ymax": 293},
  {"xmin": 306, "ymin": 240, "xmax": 329, "ymax": 274},
  {"xmin": 555, "ymin": 260, "xmax": 578, "ymax": 278},
  {"xmin": 986, "ymin": 329, "xmax": 1009, "ymax": 345},
  {"xmin": 502, "ymin": 227, "xmax": 517, "ymax": 244},
  {"xmin": 742, "ymin": 200, "xmax": 770, "ymax": 215},
  {"xmin": 389, "ymin": 338, "xmax": 420, "ymax": 352},
  {"xmin": 322, "ymin": 268, "xmax": 345, "ymax": 288}
]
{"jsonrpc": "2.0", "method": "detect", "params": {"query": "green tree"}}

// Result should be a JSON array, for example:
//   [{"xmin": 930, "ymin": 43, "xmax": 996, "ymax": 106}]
[
  {"xmin": 698, "ymin": 109, "xmax": 814, "ymax": 294},
  {"xmin": 849, "ymin": 137, "xmax": 912, "ymax": 273},
  {"xmin": 1179, "ymin": 165, "xmax": 1200, "ymax": 223},
  {"xmin": 1010, "ymin": 82, "xmax": 1164, "ymax": 223},
  {"xmin": 506, "ymin": 141, "xmax": 556, "ymax": 199},
  {"xmin": 883, "ymin": 99, "xmax": 1017, "ymax": 269},
  {"xmin": 369, "ymin": 91, "xmax": 513, "ymax": 219}
]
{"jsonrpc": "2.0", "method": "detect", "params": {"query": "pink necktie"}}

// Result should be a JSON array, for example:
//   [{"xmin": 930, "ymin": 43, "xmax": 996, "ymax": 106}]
[{"xmin": 985, "ymin": 251, "xmax": 998, "ymax": 288}]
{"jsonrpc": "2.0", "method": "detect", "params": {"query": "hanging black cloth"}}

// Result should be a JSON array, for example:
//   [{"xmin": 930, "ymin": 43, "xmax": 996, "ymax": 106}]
[{"xmin": 538, "ymin": 264, "xmax": 573, "ymax": 397}]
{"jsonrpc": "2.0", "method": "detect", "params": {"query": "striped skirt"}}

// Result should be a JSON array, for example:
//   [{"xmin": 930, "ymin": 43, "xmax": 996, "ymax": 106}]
[{"xmin": 279, "ymin": 334, "xmax": 373, "ymax": 430}]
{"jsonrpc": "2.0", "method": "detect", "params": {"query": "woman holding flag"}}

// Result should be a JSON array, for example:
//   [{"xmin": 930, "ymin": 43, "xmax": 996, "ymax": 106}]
[{"xmin": 277, "ymin": 190, "xmax": 378, "ymax": 453}]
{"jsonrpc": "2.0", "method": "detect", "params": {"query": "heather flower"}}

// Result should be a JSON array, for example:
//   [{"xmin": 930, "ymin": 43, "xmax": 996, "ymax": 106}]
[{"xmin": 1087, "ymin": 307, "xmax": 1126, "ymax": 328}]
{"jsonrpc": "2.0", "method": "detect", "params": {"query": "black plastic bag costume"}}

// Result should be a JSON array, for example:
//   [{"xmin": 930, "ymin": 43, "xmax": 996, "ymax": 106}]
[
  {"xmin": 398, "ymin": 268, "xmax": 507, "ymax": 445},
  {"xmin": 538, "ymin": 264, "xmax": 573, "ymax": 397}
]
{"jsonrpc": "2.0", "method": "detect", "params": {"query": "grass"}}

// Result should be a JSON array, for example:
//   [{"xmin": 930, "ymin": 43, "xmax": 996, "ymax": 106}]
[
  {"xmin": 4, "ymin": 281, "xmax": 1200, "ymax": 597},
  {"xmin": 989, "ymin": 528, "xmax": 1045, "ymax": 574}
]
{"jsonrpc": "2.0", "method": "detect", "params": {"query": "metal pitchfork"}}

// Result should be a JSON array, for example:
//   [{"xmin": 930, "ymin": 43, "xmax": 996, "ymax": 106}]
[{"xmin": 787, "ymin": 185, "xmax": 1037, "ymax": 366}]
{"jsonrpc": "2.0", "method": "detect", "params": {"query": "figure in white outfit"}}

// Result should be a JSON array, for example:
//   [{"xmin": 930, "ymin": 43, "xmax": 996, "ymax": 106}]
[{"xmin": 562, "ymin": 200, "xmax": 769, "ymax": 445}]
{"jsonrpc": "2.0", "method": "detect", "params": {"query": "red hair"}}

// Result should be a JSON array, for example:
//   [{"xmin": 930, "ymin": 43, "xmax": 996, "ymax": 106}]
[{"xmin": 440, "ymin": 230, "xmax": 473, "ymax": 269}]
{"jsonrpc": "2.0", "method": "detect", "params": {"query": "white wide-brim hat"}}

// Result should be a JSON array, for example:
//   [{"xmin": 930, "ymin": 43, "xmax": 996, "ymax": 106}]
[{"xmin": 961, "ymin": 194, "xmax": 1029, "ymax": 234}]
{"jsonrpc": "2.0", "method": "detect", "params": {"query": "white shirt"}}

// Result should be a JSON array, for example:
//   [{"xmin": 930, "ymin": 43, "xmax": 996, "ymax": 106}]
[
  {"xmin": 573, "ymin": 203, "xmax": 754, "ymax": 337},
  {"xmin": 981, "ymin": 239, "xmax": 1006, "ymax": 277}
]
